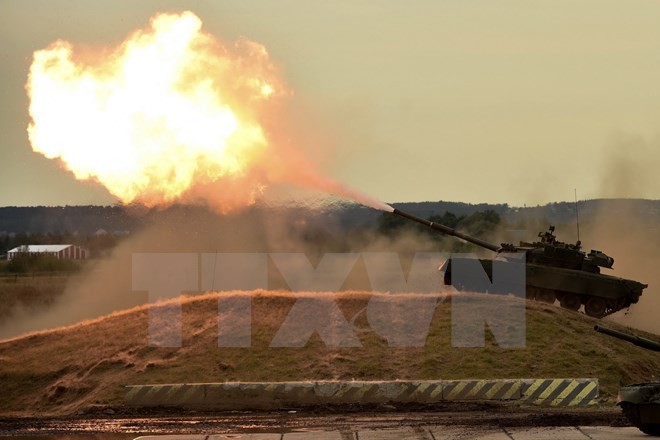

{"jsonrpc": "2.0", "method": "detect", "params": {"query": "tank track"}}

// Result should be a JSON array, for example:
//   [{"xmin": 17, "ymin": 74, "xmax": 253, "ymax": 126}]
[
  {"xmin": 526, "ymin": 287, "xmax": 634, "ymax": 318},
  {"xmin": 443, "ymin": 264, "xmax": 637, "ymax": 319},
  {"xmin": 621, "ymin": 402, "xmax": 660, "ymax": 436}
]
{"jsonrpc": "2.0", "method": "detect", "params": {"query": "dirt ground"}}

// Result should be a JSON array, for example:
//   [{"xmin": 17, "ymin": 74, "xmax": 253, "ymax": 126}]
[{"xmin": 0, "ymin": 404, "xmax": 629, "ymax": 436}]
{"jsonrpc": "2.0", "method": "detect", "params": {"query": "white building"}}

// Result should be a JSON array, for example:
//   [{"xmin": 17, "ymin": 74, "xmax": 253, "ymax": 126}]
[{"xmin": 7, "ymin": 244, "xmax": 88, "ymax": 260}]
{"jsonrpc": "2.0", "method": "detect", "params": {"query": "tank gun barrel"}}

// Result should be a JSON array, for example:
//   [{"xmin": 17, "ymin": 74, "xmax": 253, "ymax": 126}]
[
  {"xmin": 594, "ymin": 325, "xmax": 660, "ymax": 352},
  {"xmin": 392, "ymin": 208, "xmax": 500, "ymax": 252}
]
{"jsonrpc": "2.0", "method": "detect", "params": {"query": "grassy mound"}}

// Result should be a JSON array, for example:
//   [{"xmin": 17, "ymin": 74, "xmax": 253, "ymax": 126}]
[{"xmin": 1, "ymin": 291, "xmax": 659, "ymax": 416}]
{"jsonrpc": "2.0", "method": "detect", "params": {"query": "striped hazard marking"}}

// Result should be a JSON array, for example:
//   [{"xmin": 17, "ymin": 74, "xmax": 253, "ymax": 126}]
[
  {"xmin": 125, "ymin": 381, "xmax": 446, "ymax": 407},
  {"xmin": 442, "ymin": 380, "xmax": 521, "ymax": 400},
  {"xmin": 124, "ymin": 379, "xmax": 598, "ymax": 409},
  {"xmin": 521, "ymin": 378, "xmax": 598, "ymax": 407}
]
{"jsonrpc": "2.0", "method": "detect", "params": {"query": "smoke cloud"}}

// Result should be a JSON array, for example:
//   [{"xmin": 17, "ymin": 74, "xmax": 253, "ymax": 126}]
[
  {"xmin": 582, "ymin": 201, "xmax": 660, "ymax": 335},
  {"xmin": 0, "ymin": 205, "xmax": 428, "ymax": 340},
  {"xmin": 583, "ymin": 134, "xmax": 659, "ymax": 334},
  {"xmin": 598, "ymin": 133, "xmax": 660, "ymax": 200}
]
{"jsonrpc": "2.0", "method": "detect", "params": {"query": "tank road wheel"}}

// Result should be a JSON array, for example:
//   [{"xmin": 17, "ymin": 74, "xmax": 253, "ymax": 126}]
[
  {"xmin": 585, "ymin": 297, "xmax": 607, "ymax": 318},
  {"xmin": 559, "ymin": 293, "xmax": 581, "ymax": 311},
  {"xmin": 536, "ymin": 289, "xmax": 556, "ymax": 304}
]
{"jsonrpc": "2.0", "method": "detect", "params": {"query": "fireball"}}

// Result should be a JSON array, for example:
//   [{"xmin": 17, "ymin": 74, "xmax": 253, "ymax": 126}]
[
  {"xmin": 26, "ymin": 11, "xmax": 283, "ymax": 208},
  {"xmin": 26, "ymin": 11, "xmax": 393, "ymax": 213}
]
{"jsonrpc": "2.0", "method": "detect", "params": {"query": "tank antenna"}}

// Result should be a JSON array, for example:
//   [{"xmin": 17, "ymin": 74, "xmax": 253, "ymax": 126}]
[{"xmin": 574, "ymin": 188, "xmax": 580, "ymax": 243}]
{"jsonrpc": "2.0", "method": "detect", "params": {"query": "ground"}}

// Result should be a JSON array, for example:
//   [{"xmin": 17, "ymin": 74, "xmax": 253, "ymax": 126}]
[{"xmin": 2, "ymin": 290, "xmax": 660, "ymax": 418}]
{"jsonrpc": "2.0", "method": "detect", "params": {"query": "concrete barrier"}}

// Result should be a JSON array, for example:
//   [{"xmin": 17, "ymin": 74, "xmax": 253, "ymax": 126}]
[
  {"xmin": 520, "ymin": 378, "xmax": 599, "ymax": 407},
  {"xmin": 125, "ymin": 378, "xmax": 598, "ymax": 410}
]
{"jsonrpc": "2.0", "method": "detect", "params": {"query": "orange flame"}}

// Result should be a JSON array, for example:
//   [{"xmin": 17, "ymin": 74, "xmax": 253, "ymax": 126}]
[
  {"xmin": 27, "ymin": 11, "xmax": 283, "ymax": 208},
  {"xmin": 26, "ymin": 11, "xmax": 393, "ymax": 213}
]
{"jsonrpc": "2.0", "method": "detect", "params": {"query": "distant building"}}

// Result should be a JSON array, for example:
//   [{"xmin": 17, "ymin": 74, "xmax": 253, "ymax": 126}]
[{"xmin": 7, "ymin": 244, "xmax": 88, "ymax": 260}]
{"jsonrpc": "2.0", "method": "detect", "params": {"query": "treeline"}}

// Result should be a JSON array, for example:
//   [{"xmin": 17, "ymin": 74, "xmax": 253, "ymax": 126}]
[
  {"xmin": 0, "ymin": 206, "xmax": 506, "ymax": 258},
  {"xmin": 0, "ymin": 203, "xmax": 509, "ymax": 235},
  {"xmin": 377, "ymin": 209, "xmax": 501, "ymax": 241},
  {"xmin": 0, "ymin": 205, "xmax": 137, "ymax": 234},
  {"xmin": 2, "ymin": 200, "xmax": 658, "ymax": 275},
  {"xmin": 1, "ymin": 200, "xmax": 659, "ymax": 236},
  {"xmin": 293, "ymin": 209, "xmax": 504, "ymax": 255},
  {"xmin": 0, "ymin": 253, "xmax": 82, "ymax": 274}
]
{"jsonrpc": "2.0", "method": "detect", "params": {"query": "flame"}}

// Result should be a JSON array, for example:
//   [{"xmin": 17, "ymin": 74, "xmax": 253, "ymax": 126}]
[
  {"xmin": 27, "ymin": 11, "xmax": 283, "ymax": 208},
  {"xmin": 26, "ymin": 11, "xmax": 393, "ymax": 213}
]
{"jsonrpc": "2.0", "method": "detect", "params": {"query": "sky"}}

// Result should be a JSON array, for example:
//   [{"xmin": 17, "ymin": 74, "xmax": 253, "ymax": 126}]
[{"xmin": 2, "ymin": 0, "xmax": 660, "ymax": 207}]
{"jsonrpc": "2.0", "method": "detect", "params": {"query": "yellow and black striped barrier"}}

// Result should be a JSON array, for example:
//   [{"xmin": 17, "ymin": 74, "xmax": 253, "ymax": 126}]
[
  {"xmin": 125, "ymin": 379, "xmax": 598, "ymax": 410},
  {"xmin": 442, "ymin": 379, "xmax": 522, "ymax": 401},
  {"xmin": 520, "ymin": 378, "xmax": 598, "ymax": 407}
]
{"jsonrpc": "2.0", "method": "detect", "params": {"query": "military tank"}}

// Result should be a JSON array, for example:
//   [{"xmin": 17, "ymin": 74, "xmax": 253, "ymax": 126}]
[
  {"xmin": 390, "ymin": 208, "xmax": 648, "ymax": 318},
  {"xmin": 594, "ymin": 325, "xmax": 660, "ymax": 436}
]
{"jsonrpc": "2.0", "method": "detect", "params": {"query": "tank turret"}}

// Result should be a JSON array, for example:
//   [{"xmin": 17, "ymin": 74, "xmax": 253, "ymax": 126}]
[
  {"xmin": 387, "ymin": 208, "xmax": 648, "ymax": 318},
  {"xmin": 392, "ymin": 209, "xmax": 615, "ymax": 272}
]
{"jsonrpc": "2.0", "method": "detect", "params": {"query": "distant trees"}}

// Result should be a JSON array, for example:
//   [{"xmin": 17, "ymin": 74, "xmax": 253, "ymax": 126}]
[
  {"xmin": 269, "ymin": 208, "xmax": 503, "ymax": 255},
  {"xmin": 454, "ymin": 209, "xmax": 501, "ymax": 238},
  {"xmin": 428, "ymin": 211, "xmax": 462, "ymax": 229},
  {"xmin": 376, "ymin": 209, "xmax": 501, "ymax": 252},
  {"xmin": 0, "ymin": 205, "xmax": 505, "ymax": 261},
  {"xmin": 1, "ymin": 253, "xmax": 81, "ymax": 274}
]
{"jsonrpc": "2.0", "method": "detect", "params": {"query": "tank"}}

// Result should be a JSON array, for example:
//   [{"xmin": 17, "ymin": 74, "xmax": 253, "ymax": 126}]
[
  {"xmin": 390, "ymin": 208, "xmax": 648, "ymax": 318},
  {"xmin": 594, "ymin": 325, "xmax": 660, "ymax": 436}
]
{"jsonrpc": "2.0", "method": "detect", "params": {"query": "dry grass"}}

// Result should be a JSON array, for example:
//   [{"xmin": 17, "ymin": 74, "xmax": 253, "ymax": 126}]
[{"xmin": 1, "ymin": 290, "xmax": 659, "ymax": 416}]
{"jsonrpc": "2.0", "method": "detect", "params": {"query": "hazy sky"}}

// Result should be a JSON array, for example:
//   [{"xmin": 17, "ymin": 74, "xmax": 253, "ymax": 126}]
[{"xmin": 2, "ymin": 1, "xmax": 660, "ymax": 207}]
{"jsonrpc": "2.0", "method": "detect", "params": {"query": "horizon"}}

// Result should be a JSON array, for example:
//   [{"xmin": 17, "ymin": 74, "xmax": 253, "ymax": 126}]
[{"xmin": 1, "ymin": 195, "xmax": 660, "ymax": 210}]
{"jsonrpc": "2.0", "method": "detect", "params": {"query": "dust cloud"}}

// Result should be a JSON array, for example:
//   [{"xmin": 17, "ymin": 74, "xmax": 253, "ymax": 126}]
[
  {"xmin": 584, "ymin": 134, "xmax": 660, "ymax": 335},
  {"xmin": 0, "ymin": 205, "xmax": 280, "ymax": 340},
  {"xmin": 598, "ymin": 133, "xmax": 660, "ymax": 200},
  {"xmin": 0, "ymin": 204, "xmax": 438, "ymax": 340},
  {"xmin": 583, "ymin": 203, "xmax": 660, "ymax": 336}
]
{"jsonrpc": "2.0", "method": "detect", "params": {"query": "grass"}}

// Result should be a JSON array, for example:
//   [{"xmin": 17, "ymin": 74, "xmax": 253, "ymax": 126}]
[{"xmin": 1, "ymin": 290, "xmax": 660, "ymax": 416}]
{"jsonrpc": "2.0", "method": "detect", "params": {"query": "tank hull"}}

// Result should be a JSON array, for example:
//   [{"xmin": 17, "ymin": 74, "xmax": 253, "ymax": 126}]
[
  {"xmin": 619, "ymin": 383, "xmax": 660, "ymax": 436},
  {"xmin": 594, "ymin": 328, "xmax": 660, "ymax": 435},
  {"xmin": 441, "ymin": 257, "xmax": 646, "ymax": 317},
  {"xmin": 619, "ymin": 382, "xmax": 660, "ymax": 405}
]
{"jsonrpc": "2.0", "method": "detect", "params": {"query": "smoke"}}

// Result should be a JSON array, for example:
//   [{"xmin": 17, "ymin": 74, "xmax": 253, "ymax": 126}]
[
  {"xmin": 282, "ymin": 165, "xmax": 394, "ymax": 213},
  {"xmin": 0, "ymin": 208, "xmax": 256, "ymax": 339},
  {"xmin": 581, "ymin": 201, "xmax": 660, "ymax": 335},
  {"xmin": 581, "ymin": 134, "xmax": 660, "ymax": 335},
  {"xmin": 0, "ymin": 203, "xmax": 409, "ymax": 340},
  {"xmin": 598, "ymin": 133, "xmax": 660, "ymax": 200}
]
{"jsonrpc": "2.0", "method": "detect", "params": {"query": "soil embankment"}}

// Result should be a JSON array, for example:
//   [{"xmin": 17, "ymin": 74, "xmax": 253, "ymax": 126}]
[{"xmin": 1, "ymin": 291, "xmax": 659, "ymax": 417}]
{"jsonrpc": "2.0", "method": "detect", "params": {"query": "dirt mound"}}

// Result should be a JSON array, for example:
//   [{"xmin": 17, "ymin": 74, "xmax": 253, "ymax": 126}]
[{"xmin": 1, "ymin": 291, "xmax": 659, "ymax": 417}]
